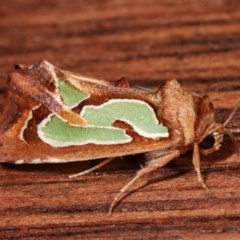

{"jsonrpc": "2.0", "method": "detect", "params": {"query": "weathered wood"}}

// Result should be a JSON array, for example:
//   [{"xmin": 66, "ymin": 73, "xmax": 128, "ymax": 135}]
[{"xmin": 0, "ymin": 0, "xmax": 240, "ymax": 239}]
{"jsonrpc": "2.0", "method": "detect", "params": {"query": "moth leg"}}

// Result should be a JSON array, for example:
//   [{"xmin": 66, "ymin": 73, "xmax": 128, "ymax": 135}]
[
  {"xmin": 108, "ymin": 150, "xmax": 180, "ymax": 215},
  {"xmin": 68, "ymin": 157, "xmax": 116, "ymax": 178},
  {"xmin": 193, "ymin": 142, "xmax": 210, "ymax": 194}
]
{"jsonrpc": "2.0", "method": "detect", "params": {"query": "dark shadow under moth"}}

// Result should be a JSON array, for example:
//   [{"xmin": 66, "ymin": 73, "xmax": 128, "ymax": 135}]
[{"xmin": 0, "ymin": 60, "xmax": 239, "ymax": 214}]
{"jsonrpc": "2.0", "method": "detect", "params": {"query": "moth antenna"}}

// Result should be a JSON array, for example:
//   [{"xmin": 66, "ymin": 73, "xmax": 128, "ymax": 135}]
[
  {"xmin": 224, "ymin": 99, "xmax": 240, "ymax": 127},
  {"xmin": 229, "ymin": 128, "xmax": 240, "ymax": 134},
  {"xmin": 222, "ymin": 99, "xmax": 240, "ymax": 157},
  {"xmin": 224, "ymin": 129, "xmax": 239, "ymax": 157}
]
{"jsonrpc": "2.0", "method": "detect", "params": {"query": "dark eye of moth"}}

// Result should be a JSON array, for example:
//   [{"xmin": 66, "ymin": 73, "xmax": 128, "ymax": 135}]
[{"xmin": 199, "ymin": 134, "xmax": 216, "ymax": 149}]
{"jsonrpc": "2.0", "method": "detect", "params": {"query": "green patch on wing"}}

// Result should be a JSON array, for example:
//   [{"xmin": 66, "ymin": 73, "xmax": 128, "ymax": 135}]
[
  {"xmin": 82, "ymin": 99, "xmax": 168, "ymax": 138},
  {"xmin": 58, "ymin": 78, "xmax": 89, "ymax": 108},
  {"xmin": 38, "ymin": 99, "xmax": 169, "ymax": 147},
  {"xmin": 38, "ymin": 115, "xmax": 131, "ymax": 147}
]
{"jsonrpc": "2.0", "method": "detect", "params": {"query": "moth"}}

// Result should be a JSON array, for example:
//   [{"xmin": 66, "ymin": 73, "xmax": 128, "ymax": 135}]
[{"xmin": 0, "ymin": 60, "xmax": 239, "ymax": 214}]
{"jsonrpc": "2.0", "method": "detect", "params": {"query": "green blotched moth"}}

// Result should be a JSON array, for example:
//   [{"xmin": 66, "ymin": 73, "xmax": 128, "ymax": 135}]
[{"xmin": 0, "ymin": 60, "xmax": 239, "ymax": 214}]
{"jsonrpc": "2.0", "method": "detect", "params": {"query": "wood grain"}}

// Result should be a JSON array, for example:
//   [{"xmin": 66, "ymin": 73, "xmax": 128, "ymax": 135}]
[{"xmin": 0, "ymin": 0, "xmax": 240, "ymax": 239}]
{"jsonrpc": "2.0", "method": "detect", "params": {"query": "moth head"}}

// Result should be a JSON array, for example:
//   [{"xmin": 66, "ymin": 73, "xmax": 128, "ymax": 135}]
[{"xmin": 198, "ymin": 99, "xmax": 239, "ymax": 156}]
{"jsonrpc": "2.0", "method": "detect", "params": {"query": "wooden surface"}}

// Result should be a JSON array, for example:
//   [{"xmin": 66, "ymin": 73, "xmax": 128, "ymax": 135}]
[{"xmin": 0, "ymin": 0, "xmax": 240, "ymax": 239}]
